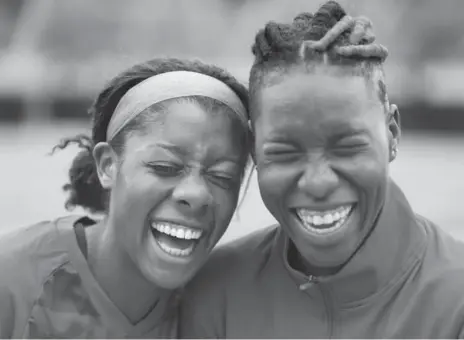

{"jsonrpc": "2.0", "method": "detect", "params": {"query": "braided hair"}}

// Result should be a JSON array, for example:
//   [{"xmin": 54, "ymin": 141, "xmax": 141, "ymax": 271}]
[
  {"xmin": 250, "ymin": 0, "xmax": 390, "ymax": 116},
  {"xmin": 52, "ymin": 58, "xmax": 251, "ymax": 214}
]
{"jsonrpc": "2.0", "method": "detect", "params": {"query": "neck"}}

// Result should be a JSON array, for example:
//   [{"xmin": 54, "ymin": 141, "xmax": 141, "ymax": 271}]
[
  {"xmin": 288, "ymin": 241, "xmax": 342, "ymax": 277},
  {"xmin": 86, "ymin": 220, "xmax": 169, "ymax": 324}
]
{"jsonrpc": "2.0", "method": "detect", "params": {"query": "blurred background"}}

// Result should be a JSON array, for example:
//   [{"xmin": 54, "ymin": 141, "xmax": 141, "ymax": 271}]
[{"xmin": 0, "ymin": 0, "xmax": 463, "ymax": 242}]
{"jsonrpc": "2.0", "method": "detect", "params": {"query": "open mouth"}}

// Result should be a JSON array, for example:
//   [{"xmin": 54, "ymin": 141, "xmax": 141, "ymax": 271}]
[
  {"xmin": 294, "ymin": 204, "xmax": 356, "ymax": 235},
  {"xmin": 150, "ymin": 221, "xmax": 204, "ymax": 257}
]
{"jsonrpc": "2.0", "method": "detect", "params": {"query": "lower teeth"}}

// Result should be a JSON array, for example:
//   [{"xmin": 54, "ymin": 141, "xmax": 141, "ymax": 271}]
[
  {"xmin": 157, "ymin": 239, "xmax": 195, "ymax": 257},
  {"xmin": 303, "ymin": 216, "xmax": 348, "ymax": 234}
]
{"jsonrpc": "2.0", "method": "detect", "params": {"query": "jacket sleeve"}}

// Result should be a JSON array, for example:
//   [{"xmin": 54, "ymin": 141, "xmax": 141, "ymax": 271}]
[
  {"xmin": 178, "ymin": 249, "xmax": 233, "ymax": 339},
  {"xmin": 178, "ymin": 280, "xmax": 226, "ymax": 339},
  {"xmin": 178, "ymin": 237, "xmax": 251, "ymax": 338}
]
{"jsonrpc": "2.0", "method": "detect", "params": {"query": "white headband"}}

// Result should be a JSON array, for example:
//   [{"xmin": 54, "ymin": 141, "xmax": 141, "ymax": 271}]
[{"xmin": 106, "ymin": 71, "xmax": 248, "ymax": 141}]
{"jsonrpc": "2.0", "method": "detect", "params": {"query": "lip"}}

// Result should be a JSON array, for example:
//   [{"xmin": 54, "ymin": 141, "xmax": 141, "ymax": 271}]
[
  {"xmin": 150, "ymin": 218, "xmax": 208, "ymax": 233},
  {"xmin": 290, "ymin": 202, "xmax": 357, "ymax": 212}
]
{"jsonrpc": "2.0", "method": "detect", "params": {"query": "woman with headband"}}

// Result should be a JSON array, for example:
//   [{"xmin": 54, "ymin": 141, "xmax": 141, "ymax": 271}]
[
  {"xmin": 180, "ymin": 2, "xmax": 464, "ymax": 338},
  {"xmin": 0, "ymin": 58, "xmax": 251, "ymax": 338}
]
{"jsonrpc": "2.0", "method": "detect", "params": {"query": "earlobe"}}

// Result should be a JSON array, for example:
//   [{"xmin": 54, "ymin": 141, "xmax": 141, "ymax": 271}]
[
  {"xmin": 390, "ymin": 104, "xmax": 401, "ymax": 131},
  {"xmin": 389, "ymin": 140, "xmax": 398, "ymax": 162},
  {"xmin": 92, "ymin": 142, "xmax": 118, "ymax": 189},
  {"xmin": 388, "ymin": 104, "xmax": 401, "ymax": 162}
]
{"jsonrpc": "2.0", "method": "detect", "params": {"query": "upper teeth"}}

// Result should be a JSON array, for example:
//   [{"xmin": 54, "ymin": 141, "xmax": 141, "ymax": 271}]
[
  {"xmin": 151, "ymin": 222, "xmax": 203, "ymax": 240},
  {"xmin": 296, "ymin": 205, "xmax": 352, "ymax": 227}
]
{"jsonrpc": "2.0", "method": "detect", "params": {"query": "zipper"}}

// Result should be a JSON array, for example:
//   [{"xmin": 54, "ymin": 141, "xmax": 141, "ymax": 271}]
[
  {"xmin": 299, "ymin": 274, "xmax": 318, "ymax": 290},
  {"xmin": 320, "ymin": 284, "xmax": 334, "ymax": 338},
  {"xmin": 299, "ymin": 275, "xmax": 334, "ymax": 338}
]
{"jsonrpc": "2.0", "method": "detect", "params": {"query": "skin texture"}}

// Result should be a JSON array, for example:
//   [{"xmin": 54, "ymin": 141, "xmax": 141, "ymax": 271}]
[
  {"xmin": 90, "ymin": 100, "xmax": 247, "ymax": 322},
  {"xmin": 253, "ymin": 70, "xmax": 400, "ymax": 276}
]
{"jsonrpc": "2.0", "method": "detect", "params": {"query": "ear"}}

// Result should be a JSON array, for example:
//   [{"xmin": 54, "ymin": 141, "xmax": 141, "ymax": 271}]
[
  {"xmin": 93, "ymin": 142, "xmax": 118, "ymax": 189},
  {"xmin": 387, "ymin": 103, "xmax": 401, "ymax": 162}
]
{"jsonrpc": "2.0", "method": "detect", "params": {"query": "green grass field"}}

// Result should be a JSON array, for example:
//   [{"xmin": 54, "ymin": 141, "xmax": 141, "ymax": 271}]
[{"xmin": 1, "ymin": 122, "xmax": 463, "ymax": 243}]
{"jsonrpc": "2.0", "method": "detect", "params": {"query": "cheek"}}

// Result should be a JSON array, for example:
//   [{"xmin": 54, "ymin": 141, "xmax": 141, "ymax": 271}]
[
  {"xmin": 210, "ymin": 185, "xmax": 240, "ymax": 222},
  {"xmin": 113, "ymin": 167, "xmax": 170, "ymax": 218},
  {"xmin": 257, "ymin": 161, "xmax": 301, "ymax": 205},
  {"xmin": 333, "ymin": 143, "xmax": 390, "ymax": 194}
]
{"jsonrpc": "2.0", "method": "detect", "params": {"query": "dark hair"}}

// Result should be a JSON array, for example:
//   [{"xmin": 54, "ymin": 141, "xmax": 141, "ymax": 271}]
[
  {"xmin": 53, "ymin": 58, "xmax": 251, "ymax": 214},
  {"xmin": 249, "ymin": 0, "xmax": 390, "ymax": 116}
]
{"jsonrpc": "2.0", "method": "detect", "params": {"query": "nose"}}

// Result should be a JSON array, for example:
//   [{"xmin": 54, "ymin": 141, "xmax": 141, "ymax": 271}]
[
  {"xmin": 171, "ymin": 172, "xmax": 213, "ymax": 215},
  {"xmin": 297, "ymin": 158, "xmax": 339, "ymax": 200}
]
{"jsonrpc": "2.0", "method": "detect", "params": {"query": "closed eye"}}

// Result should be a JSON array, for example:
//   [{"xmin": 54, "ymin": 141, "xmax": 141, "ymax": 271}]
[
  {"xmin": 264, "ymin": 149, "xmax": 300, "ymax": 162},
  {"xmin": 332, "ymin": 143, "xmax": 369, "ymax": 156},
  {"xmin": 263, "ymin": 145, "xmax": 301, "ymax": 163},
  {"xmin": 206, "ymin": 172, "xmax": 239, "ymax": 190},
  {"xmin": 146, "ymin": 162, "xmax": 183, "ymax": 177}
]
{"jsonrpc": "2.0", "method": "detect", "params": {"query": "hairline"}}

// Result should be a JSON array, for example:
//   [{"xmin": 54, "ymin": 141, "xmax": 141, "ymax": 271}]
[{"xmin": 250, "ymin": 61, "xmax": 388, "ymax": 120}]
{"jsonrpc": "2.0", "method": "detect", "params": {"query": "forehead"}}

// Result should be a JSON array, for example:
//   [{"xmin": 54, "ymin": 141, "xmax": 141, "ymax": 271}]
[
  {"xmin": 124, "ymin": 100, "xmax": 244, "ymax": 159},
  {"xmin": 264, "ymin": 72, "xmax": 373, "ymax": 107},
  {"xmin": 256, "ymin": 73, "xmax": 384, "ymax": 138}
]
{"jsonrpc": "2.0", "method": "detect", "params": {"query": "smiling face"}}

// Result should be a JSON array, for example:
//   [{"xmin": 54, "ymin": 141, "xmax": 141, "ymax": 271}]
[
  {"xmin": 253, "ymin": 70, "xmax": 400, "ymax": 273},
  {"xmin": 97, "ymin": 99, "xmax": 247, "ymax": 289}
]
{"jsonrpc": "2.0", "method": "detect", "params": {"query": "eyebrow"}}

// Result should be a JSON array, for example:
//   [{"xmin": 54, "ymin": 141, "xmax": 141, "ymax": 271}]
[
  {"xmin": 331, "ymin": 127, "xmax": 369, "ymax": 139},
  {"xmin": 153, "ymin": 142, "xmax": 243, "ymax": 164},
  {"xmin": 263, "ymin": 123, "xmax": 370, "ymax": 145},
  {"xmin": 155, "ymin": 142, "xmax": 189, "ymax": 157},
  {"xmin": 263, "ymin": 132, "xmax": 295, "ymax": 144}
]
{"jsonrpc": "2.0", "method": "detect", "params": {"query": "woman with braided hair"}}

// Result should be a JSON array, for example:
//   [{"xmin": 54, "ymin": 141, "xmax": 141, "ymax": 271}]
[
  {"xmin": 180, "ymin": 1, "xmax": 464, "ymax": 338},
  {"xmin": 0, "ymin": 57, "xmax": 253, "ymax": 338}
]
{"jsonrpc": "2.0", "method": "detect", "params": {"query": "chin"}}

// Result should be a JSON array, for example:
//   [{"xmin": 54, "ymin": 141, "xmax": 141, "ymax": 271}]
[
  {"xmin": 141, "ymin": 265, "xmax": 193, "ymax": 290},
  {"xmin": 153, "ymin": 275, "xmax": 188, "ymax": 290}
]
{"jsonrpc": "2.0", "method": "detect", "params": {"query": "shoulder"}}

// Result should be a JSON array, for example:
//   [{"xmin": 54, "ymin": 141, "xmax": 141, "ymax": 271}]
[
  {"xmin": 196, "ymin": 224, "xmax": 280, "ymax": 284},
  {"xmin": 0, "ymin": 215, "xmax": 84, "ymax": 300},
  {"xmin": 414, "ymin": 214, "xmax": 464, "ymax": 313},
  {"xmin": 0, "ymin": 219, "xmax": 60, "ymax": 277},
  {"xmin": 417, "ymin": 213, "xmax": 464, "ymax": 266},
  {"xmin": 0, "ymin": 217, "xmax": 78, "ymax": 272}
]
